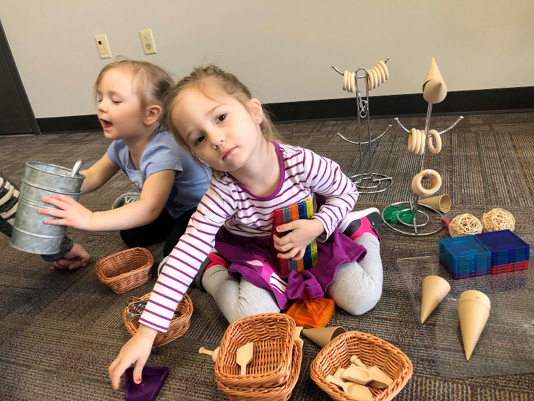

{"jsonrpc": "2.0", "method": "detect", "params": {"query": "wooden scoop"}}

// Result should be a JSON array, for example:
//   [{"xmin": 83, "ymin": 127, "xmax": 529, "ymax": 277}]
[
  {"xmin": 199, "ymin": 346, "xmax": 219, "ymax": 362},
  {"xmin": 341, "ymin": 364, "xmax": 373, "ymax": 385},
  {"xmin": 326, "ymin": 373, "xmax": 373, "ymax": 400},
  {"xmin": 350, "ymin": 355, "xmax": 393, "ymax": 389},
  {"xmin": 236, "ymin": 342, "xmax": 254, "ymax": 375}
]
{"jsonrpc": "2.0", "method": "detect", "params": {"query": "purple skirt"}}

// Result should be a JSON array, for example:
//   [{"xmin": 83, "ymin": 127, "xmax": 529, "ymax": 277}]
[{"xmin": 214, "ymin": 227, "xmax": 366, "ymax": 309}]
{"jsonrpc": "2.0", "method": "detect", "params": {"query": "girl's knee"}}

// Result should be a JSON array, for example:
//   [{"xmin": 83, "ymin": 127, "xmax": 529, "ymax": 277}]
[
  {"xmin": 342, "ymin": 286, "xmax": 382, "ymax": 316},
  {"xmin": 225, "ymin": 301, "xmax": 280, "ymax": 324}
]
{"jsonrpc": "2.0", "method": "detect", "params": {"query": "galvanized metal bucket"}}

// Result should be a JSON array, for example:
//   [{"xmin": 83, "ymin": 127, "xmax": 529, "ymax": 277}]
[{"xmin": 10, "ymin": 161, "xmax": 85, "ymax": 255}]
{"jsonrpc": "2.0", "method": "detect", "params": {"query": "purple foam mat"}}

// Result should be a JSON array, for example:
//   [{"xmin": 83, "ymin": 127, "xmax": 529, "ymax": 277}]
[
  {"xmin": 396, "ymin": 252, "xmax": 533, "ymax": 379},
  {"xmin": 125, "ymin": 367, "xmax": 169, "ymax": 401}
]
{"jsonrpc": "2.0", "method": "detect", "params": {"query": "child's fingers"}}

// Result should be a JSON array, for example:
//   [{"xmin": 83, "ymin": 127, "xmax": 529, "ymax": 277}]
[
  {"xmin": 291, "ymin": 248, "xmax": 306, "ymax": 260},
  {"xmin": 272, "ymin": 236, "xmax": 293, "ymax": 252},
  {"xmin": 109, "ymin": 359, "xmax": 129, "ymax": 391},
  {"xmin": 132, "ymin": 361, "xmax": 146, "ymax": 386},
  {"xmin": 275, "ymin": 221, "xmax": 297, "ymax": 233},
  {"xmin": 277, "ymin": 247, "xmax": 303, "ymax": 260}
]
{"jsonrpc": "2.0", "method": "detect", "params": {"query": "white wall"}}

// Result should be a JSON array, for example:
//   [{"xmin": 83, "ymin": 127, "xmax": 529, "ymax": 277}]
[{"xmin": 1, "ymin": 0, "xmax": 533, "ymax": 119}]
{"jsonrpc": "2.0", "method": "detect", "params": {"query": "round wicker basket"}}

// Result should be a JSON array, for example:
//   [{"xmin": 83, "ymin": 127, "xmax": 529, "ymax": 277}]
[
  {"xmin": 122, "ymin": 292, "xmax": 193, "ymax": 347},
  {"xmin": 95, "ymin": 247, "xmax": 153, "ymax": 294}
]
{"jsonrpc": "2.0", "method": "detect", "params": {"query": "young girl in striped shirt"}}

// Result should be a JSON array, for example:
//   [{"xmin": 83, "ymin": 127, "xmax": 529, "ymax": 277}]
[{"xmin": 109, "ymin": 65, "xmax": 383, "ymax": 390}]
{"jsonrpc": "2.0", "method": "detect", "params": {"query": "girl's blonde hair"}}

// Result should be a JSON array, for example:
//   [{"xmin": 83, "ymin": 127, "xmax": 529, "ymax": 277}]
[
  {"xmin": 164, "ymin": 64, "xmax": 280, "ymax": 169},
  {"xmin": 94, "ymin": 59, "xmax": 174, "ymax": 123}
]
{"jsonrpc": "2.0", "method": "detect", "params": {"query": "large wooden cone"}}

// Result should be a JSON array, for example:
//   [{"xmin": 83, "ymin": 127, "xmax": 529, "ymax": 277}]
[
  {"xmin": 458, "ymin": 290, "xmax": 491, "ymax": 360},
  {"xmin": 422, "ymin": 57, "xmax": 447, "ymax": 104},
  {"xmin": 421, "ymin": 275, "xmax": 451, "ymax": 323}
]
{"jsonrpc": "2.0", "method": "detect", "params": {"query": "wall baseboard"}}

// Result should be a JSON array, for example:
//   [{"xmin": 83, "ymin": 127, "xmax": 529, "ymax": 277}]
[{"xmin": 36, "ymin": 86, "xmax": 533, "ymax": 134}]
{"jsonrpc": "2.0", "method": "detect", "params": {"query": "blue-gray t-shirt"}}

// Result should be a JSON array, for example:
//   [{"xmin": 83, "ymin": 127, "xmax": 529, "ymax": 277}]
[{"xmin": 107, "ymin": 130, "xmax": 210, "ymax": 219}]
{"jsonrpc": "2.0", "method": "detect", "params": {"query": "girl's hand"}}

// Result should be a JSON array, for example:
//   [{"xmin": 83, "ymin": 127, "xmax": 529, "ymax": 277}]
[
  {"xmin": 49, "ymin": 243, "xmax": 91, "ymax": 270},
  {"xmin": 38, "ymin": 194, "xmax": 94, "ymax": 230},
  {"xmin": 108, "ymin": 325, "xmax": 158, "ymax": 390},
  {"xmin": 273, "ymin": 219, "xmax": 324, "ymax": 260}
]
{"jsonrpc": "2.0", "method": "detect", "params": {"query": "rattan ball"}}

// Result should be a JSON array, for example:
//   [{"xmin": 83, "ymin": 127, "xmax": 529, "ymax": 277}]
[
  {"xmin": 449, "ymin": 214, "xmax": 483, "ymax": 237},
  {"xmin": 481, "ymin": 208, "xmax": 515, "ymax": 232}
]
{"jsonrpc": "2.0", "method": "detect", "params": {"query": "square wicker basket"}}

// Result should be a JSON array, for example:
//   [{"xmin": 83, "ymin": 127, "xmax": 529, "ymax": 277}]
[
  {"xmin": 122, "ymin": 292, "xmax": 193, "ymax": 347},
  {"xmin": 310, "ymin": 330, "xmax": 413, "ymax": 401},
  {"xmin": 95, "ymin": 247, "xmax": 153, "ymax": 294},
  {"xmin": 214, "ymin": 313, "xmax": 297, "ymax": 389}
]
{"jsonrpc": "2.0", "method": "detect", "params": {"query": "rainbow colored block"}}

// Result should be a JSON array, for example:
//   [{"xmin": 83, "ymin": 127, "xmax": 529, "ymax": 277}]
[{"xmin": 271, "ymin": 198, "xmax": 319, "ymax": 277}]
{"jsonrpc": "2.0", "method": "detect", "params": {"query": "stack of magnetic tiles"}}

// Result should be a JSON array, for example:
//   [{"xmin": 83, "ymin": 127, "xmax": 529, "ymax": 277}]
[
  {"xmin": 271, "ymin": 198, "xmax": 319, "ymax": 277},
  {"xmin": 439, "ymin": 229, "xmax": 530, "ymax": 279}
]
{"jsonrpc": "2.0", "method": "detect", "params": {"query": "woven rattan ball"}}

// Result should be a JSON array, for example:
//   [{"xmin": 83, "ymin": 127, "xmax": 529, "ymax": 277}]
[
  {"xmin": 449, "ymin": 214, "xmax": 483, "ymax": 237},
  {"xmin": 481, "ymin": 208, "xmax": 515, "ymax": 232}
]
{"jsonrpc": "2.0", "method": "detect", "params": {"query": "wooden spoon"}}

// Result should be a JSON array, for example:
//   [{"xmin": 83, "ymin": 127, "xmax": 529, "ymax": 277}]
[
  {"xmin": 236, "ymin": 342, "xmax": 254, "ymax": 375},
  {"xmin": 350, "ymin": 355, "xmax": 393, "ymax": 388}
]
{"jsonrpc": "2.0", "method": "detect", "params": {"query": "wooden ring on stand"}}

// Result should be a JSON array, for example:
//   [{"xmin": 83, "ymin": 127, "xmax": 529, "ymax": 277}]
[
  {"xmin": 412, "ymin": 169, "xmax": 442, "ymax": 197},
  {"xmin": 372, "ymin": 66, "xmax": 383, "ymax": 85},
  {"xmin": 408, "ymin": 128, "xmax": 417, "ymax": 153},
  {"xmin": 375, "ymin": 63, "xmax": 386, "ymax": 83},
  {"xmin": 369, "ymin": 68, "xmax": 379, "ymax": 89},
  {"xmin": 417, "ymin": 129, "xmax": 426, "ymax": 155},
  {"xmin": 349, "ymin": 72, "xmax": 355, "ymax": 93},
  {"xmin": 378, "ymin": 60, "xmax": 389, "ymax": 80},
  {"xmin": 343, "ymin": 71, "xmax": 348, "ymax": 91},
  {"xmin": 366, "ymin": 70, "xmax": 374, "ymax": 90},
  {"xmin": 427, "ymin": 129, "xmax": 442, "ymax": 154}
]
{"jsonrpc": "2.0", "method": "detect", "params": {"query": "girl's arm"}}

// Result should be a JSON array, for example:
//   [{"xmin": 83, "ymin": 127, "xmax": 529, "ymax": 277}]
[
  {"xmin": 79, "ymin": 154, "xmax": 120, "ymax": 194},
  {"xmin": 108, "ymin": 324, "xmax": 158, "ymax": 390},
  {"xmin": 39, "ymin": 169, "xmax": 175, "ymax": 231}
]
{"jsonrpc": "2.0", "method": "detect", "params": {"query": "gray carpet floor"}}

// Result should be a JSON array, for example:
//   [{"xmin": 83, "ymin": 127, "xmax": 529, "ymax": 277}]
[{"xmin": 0, "ymin": 111, "xmax": 533, "ymax": 400}]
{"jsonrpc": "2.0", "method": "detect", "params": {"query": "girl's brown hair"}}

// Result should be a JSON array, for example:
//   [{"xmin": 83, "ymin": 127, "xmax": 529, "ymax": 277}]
[
  {"xmin": 164, "ymin": 64, "xmax": 280, "ymax": 168},
  {"xmin": 94, "ymin": 59, "xmax": 174, "ymax": 123}
]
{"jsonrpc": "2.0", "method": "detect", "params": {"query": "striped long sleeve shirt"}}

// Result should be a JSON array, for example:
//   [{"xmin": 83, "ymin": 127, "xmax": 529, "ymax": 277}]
[{"xmin": 139, "ymin": 142, "xmax": 359, "ymax": 332}]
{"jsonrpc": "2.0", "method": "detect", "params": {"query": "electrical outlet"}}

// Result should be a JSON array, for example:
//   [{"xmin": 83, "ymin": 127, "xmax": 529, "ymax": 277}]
[
  {"xmin": 139, "ymin": 29, "xmax": 157, "ymax": 55},
  {"xmin": 94, "ymin": 34, "xmax": 112, "ymax": 59}
]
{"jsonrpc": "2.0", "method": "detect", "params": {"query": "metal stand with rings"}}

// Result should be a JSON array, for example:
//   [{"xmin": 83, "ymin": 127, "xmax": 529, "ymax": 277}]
[
  {"xmin": 332, "ymin": 57, "xmax": 392, "ymax": 194},
  {"xmin": 383, "ymin": 102, "xmax": 464, "ymax": 236}
]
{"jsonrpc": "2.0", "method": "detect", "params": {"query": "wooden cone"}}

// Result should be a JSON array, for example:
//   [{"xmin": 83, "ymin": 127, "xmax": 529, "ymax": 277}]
[
  {"xmin": 423, "ymin": 58, "xmax": 444, "ymax": 87},
  {"xmin": 302, "ymin": 326, "xmax": 345, "ymax": 348},
  {"xmin": 419, "ymin": 194, "xmax": 451, "ymax": 213},
  {"xmin": 458, "ymin": 290, "xmax": 491, "ymax": 360},
  {"xmin": 422, "ymin": 57, "xmax": 447, "ymax": 104},
  {"xmin": 421, "ymin": 275, "xmax": 451, "ymax": 323}
]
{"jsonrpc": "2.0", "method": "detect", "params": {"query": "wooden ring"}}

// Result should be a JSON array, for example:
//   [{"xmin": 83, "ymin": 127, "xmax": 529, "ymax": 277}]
[
  {"xmin": 366, "ymin": 70, "xmax": 374, "ymax": 90},
  {"xmin": 343, "ymin": 71, "xmax": 348, "ymax": 91},
  {"xmin": 372, "ymin": 65, "xmax": 383, "ymax": 85},
  {"xmin": 375, "ymin": 63, "xmax": 386, "ymax": 84},
  {"xmin": 408, "ymin": 128, "xmax": 417, "ymax": 153},
  {"xmin": 378, "ymin": 60, "xmax": 389, "ymax": 80},
  {"xmin": 427, "ymin": 129, "xmax": 442, "ymax": 154},
  {"xmin": 417, "ymin": 129, "xmax": 426, "ymax": 155},
  {"xmin": 370, "ymin": 68, "xmax": 379, "ymax": 89},
  {"xmin": 412, "ymin": 169, "xmax": 442, "ymax": 197}
]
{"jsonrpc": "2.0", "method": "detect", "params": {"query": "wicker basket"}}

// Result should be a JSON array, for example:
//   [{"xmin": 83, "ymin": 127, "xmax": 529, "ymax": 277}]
[
  {"xmin": 216, "ymin": 340, "xmax": 302, "ymax": 401},
  {"xmin": 95, "ymin": 247, "xmax": 153, "ymax": 294},
  {"xmin": 310, "ymin": 331, "xmax": 413, "ymax": 401},
  {"xmin": 122, "ymin": 292, "xmax": 193, "ymax": 347},
  {"xmin": 215, "ymin": 313, "xmax": 297, "ymax": 389}
]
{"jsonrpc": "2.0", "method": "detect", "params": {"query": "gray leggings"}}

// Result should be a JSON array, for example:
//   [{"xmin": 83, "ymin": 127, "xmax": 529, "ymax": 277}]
[{"xmin": 202, "ymin": 234, "xmax": 383, "ymax": 323}]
